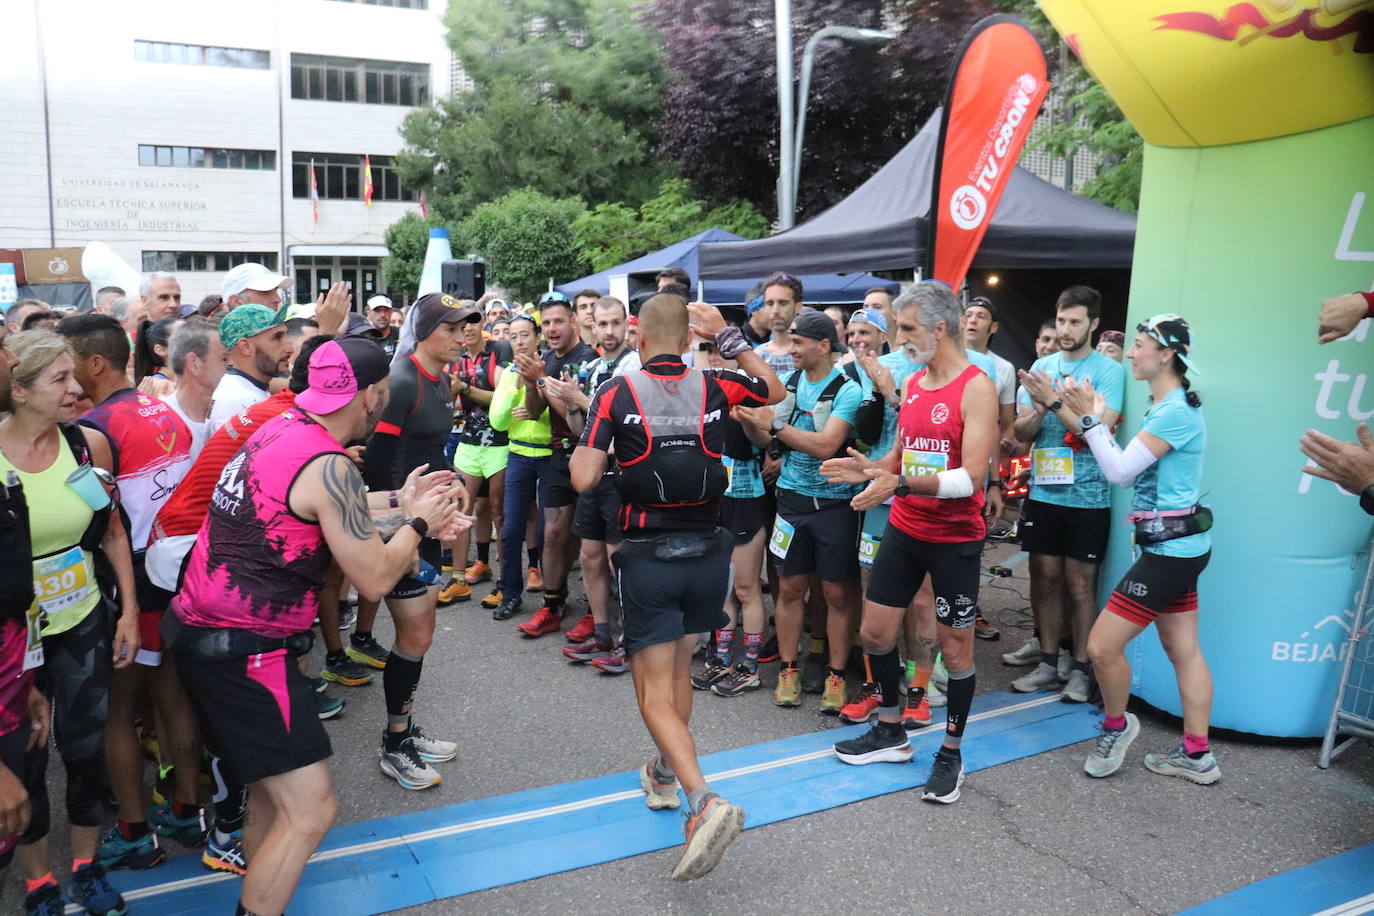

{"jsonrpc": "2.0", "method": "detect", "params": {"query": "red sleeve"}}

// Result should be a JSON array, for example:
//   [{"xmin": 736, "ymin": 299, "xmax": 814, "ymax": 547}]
[
  {"xmin": 1362, "ymin": 291, "xmax": 1374, "ymax": 318},
  {"xmin": 706, "ymin": 369, "xmax": 769, "ymax": 408},
  {"xmin": 581, "ymin": 378, "xmax": 619, "ymax": 452}
]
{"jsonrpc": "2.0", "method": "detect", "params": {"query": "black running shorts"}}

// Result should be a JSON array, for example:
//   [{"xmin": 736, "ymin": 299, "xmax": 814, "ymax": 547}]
[
  {"xmin": 544, "ymin": 449, "xmax": 579, "ymax": 509},
  {"xmin": 719, "ymin": 495, "xmax": 770, "ymax": 546},
  {"xmin": 612, "ymin": 528, "xmax": 732, "ymax": 656},
  {"xmin": 1106, "ymin": 550, "xmax": 1210, "ymax": 627},
  {"xmin": 572, "ymin": 475, "xmax": 624, "ymax": 544},
  {"xmin": 1019, "ymin": 499, "xmax": 1111, "ymax": 564},
  {"xmin": 866, "ymin": 522, "xmax": 982, "ymax": 629},
  {"xmin": 388, "ymin": 537, "xmax": 442, "ymax": 601},
  {"xmin": 772, "ymin": 489, "xmax": 860, "ymax": 583}
]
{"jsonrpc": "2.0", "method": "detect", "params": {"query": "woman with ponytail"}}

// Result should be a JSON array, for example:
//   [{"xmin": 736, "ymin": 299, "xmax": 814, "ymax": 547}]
[
  {"xmin": 133, "ymin": 317, "xmax": 182, "ymax": 395},
  {"xmin": 1058, "ymin": 314, "xmax": 1217, "ymax": 786}
]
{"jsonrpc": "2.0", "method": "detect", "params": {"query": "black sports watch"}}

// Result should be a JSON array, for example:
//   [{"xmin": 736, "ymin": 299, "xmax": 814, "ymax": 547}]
[
  {"xmin": 894, "ymin": 474, "xmax": 911, "ymax": 498},
  {"xmin": 403, "ymin": 517, "xmax": 429, "ymax": 538},
  {"xmin": 1047, "ymin": 399, "xmax": 1063, "ymax": 413}
]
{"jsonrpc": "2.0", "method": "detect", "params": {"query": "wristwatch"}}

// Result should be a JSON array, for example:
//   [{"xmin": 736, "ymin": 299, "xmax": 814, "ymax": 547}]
[
  {"xmin": 770, "ymin": 416, "xmax": 786, "ymax": 434},
  {"xmin": 894, "ymin": 474, "xmax": 911, "ymax": 498},
  {"xmin": 1047, "ymin": 399, "xmax": 1063, "ymax": 413},
  {"xmin": 987, "ymin": 479, "xmax": 1003, "ymax": 490},
  {"xmin": 1079, "ymin": 415, "xmax": 1099, "ymax": 433},
  {"xmin": 403, "ymin": 517, "xmax": 429, "ymax": 538},
  {"xmin": 1361, "ymin": 485, "xmax": 1374, "ymax": 517}
]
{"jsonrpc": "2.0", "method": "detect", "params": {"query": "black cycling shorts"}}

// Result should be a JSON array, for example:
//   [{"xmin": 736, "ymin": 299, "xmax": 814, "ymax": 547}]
[
  {"xmin": 772, "ymin": 489, "xmax": 860, "ymax": 583},
  {"xmin": 572, "ymin": 475, "xmax": 624, "ymax": 544},
  {"xmin": 1019, "ymin": 499, "xmax": 1111, "ymax": 564},
  {"xmin": 866, "ymin": 522, "xmax": 982, "ymax": 629},
  {"xmin": 388, "ymin": 537, "xmax": 442, "ymax": 601},
  {"xmin": 0, "ymin": 719, "xmax": 50, "ymax": 863},
  {"xmin": 720, "ymin": 496, "xmax": 770, "ymax": 546},
  {"xmin": 1106, "ymin": 550, "xmax": 1211, "ymax": 627},
  {"xmin": 612, "ymin": 528, "xmax": 732, "ymax": 656},
  {"xmin": 544, "ymin": 449, "xmax": 579, "ymax": 510}
]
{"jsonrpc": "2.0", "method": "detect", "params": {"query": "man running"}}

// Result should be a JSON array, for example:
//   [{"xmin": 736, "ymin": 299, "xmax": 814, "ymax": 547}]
[{"xmin": 570, "ymin": 293, "xmax": 781, "ymax": 879}]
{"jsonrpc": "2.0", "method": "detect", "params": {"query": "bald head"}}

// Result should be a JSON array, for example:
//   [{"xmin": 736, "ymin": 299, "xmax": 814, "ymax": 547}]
[{"xmin": 638, "ymin": 292, "xmax": 690, "ymax": 357}]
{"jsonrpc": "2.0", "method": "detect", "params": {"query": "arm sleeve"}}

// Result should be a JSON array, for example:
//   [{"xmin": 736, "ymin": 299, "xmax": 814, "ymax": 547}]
[
  {"xmin": 707, "ymin": 368, "xmax": 769, "ymax": 408},
  {"xmin": 1082, "ymin": 423, "xmax": 1158, "ymax": 487}
]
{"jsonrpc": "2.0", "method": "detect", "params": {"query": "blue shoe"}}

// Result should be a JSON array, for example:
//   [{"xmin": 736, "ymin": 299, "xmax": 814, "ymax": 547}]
[
  {"xmin": 203, "ymin": 828, "xmax": 247, "ymax": 876},
  {"xmin": 148, "ymin": 800, "xmax": 208, "ymax": 847},
  {"xmin": 69, "ymin": 862, "xmax": 128, "ymax": 915},
  {"xmin": 96, "ymin": 825, "xmax": 165, "ymax": 870},
  {"xmin": 314, "ymin": 688, "xmax": 345, "ymax": 720},
  {"xmin": 23, "ymin": 882, "xmax": 65, "ymax": 916}
]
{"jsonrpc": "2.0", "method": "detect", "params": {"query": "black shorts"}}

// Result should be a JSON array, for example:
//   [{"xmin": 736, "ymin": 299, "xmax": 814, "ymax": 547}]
[
  {"xmin": 572, "ymin": 475, "xmax": 624, "ymax": 544},
  {"xmin": 0, "ymin": 721, "xmax": 50, "ymax": 863},
  {"xmin": 175, "ymin": 647, "xmax": 331, "ymax": 784},
  {"xmin": 1106, "ymin": 550, "xmax": 1211, "ymax": 627},
  {"xmin": 1019, "ymin": 499, "xmax": 1111, "ymax": 564},
  {"xmin": 388, "ymin": 537, "xmax": 442, "ymax": 601},
  {"xmin": 772, "ymin": 489, "xmax": 860, "ymax": 583},
  {"xmin": 720, "ymin": 496, "xmax": 770, "ymax": 546},
  {"xmin": 543, "ymin": 449, "xmax": 579, "ymax": 510},
  {"xmin": 612, "ymin": 528, "xmax": 732, "ymax": 656},
  {"xmin": 866, "ymin": 522, "xmax": 982, "ymax": 629}
]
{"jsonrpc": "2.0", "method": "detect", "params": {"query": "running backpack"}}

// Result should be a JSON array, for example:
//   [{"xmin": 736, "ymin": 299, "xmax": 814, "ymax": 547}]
[
  {"xmin": 613, "ymin": 369, "xmax": 728, "ymax": 508},
  {"xmin": 772, "ymin": 368, "xmax": 882, "ymax": 458}
]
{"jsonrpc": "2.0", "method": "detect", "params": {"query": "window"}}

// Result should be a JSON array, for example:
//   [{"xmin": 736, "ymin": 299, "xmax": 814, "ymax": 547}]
[
  {"xmin": 324, "ymin": 0, "xmax": 428, "ymax": 7},
  {"xmin": 289, "ymin": 54, "xmax": 429, "ymax": 105},
  {"xmin": 142, "ymin": 251, "xmax": 279, "ymax": 273},
  {"xmin": 137, "ymin": 145, "xmax": 276, "ymax": 171},
  {"xmin": 291, "ymin": 153, "xmax": 416, "ymax": 202},
  {"xmin": 135, "ymin": 40, "xmax": 269, "ymax": 69}
]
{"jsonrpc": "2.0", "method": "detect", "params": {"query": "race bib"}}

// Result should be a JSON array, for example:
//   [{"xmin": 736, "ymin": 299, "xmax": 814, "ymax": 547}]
[
  {"xmin": 769, "ymin": 515, "xmax": 795, "ymax": 559},
  {"xmin": 1033, "ymin": 447, "xmax": 1075, "ymax": 485},
  {"xmin": 33, "ymin": 545, "xmax": 93, "ymax": 618},
  {"xmin": 22, "ymin": 606, "xmax": 43, "ymax": 672},
  {"xmin": 858, "ymin": 531, "xmax": 880, "ymax": 569},
  {"xmin": 902, "ymin": 449, "xmax": 948, "ymax": 479}
]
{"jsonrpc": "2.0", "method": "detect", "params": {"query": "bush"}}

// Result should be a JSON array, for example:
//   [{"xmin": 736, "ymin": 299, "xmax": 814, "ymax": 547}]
[{"xmin": 459, "ymin": 189, "xmax": 589, "ymax": 301}]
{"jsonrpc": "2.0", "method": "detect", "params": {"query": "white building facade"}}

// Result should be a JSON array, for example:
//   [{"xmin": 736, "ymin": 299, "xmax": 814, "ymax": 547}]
[{"xmin": 5, "ymin": 0, "xmax": 452, "ymax": 305}]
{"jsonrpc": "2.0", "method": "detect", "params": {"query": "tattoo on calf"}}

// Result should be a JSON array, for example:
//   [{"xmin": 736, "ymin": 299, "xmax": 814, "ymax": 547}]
[{"xmin": 322, "ymin": 457, "xmax": 375, "ymax": 540}]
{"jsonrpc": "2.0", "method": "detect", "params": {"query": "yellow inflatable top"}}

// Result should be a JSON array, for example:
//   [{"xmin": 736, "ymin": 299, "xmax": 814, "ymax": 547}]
[{"xmin": 1036, "ymin": 0, "xmax": 1374, "ymax": 146}]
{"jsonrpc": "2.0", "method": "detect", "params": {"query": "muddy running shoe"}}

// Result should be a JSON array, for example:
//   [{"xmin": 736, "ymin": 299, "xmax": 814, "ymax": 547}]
[
  {"xmin": 711, "ymin": 665, "xmax": 761, "ymax": 697},
  {"xmin": 773, "ymin": 666, "xmax": 802, "ymax": 708},
  {"xmin": 640, "ymin": 758, "xmax": 681, "ymax": 810},
  {"xmin": 670, "ymin": 794, "xmax": 744, "ymax": 881}
]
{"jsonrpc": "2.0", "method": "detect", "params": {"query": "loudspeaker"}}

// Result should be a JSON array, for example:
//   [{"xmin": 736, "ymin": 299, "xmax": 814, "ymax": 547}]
[{"xmin": 441, "ymin": 260, "xmax": 485, "ymax": 300}]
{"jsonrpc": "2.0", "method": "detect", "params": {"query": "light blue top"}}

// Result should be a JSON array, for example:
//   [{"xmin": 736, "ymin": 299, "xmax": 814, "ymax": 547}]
[
  {"xmin": 724, "ymin": 452, "xmax": 765, "ymax": 499},
  {"xmin": 752, "ymin": 341, "xmax": 793, "ymax": 377},
  {"xmin": 1018, "ymin": 349, "xmax": 1125, "ymax": 509},
  {"xmin": 1133, "ymin": 388, "xmax": 1209, "ymax": 558},
  {"xmin": 777, "ymin": 366, "xmax": 864, "ymax": 500}
]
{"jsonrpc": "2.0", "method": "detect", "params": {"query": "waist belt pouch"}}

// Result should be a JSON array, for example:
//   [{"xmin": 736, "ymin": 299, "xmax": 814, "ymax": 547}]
[
  {"xmin": 164, "ymin": 615, "xmax": 314, "ymax": 662},
  {"xmin": 1135, "ymin": 506, "xmax": 1213, "ymax": 546},
  {"xmin": 652, "ymin": 534, "xmax": 714, "ymax": 561}
]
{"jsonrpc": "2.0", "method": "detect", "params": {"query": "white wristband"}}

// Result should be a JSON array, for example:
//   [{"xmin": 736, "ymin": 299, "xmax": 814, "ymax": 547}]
[{"xmin": 935, "ymin": 467, "xmax": 974, "ymax": 499}]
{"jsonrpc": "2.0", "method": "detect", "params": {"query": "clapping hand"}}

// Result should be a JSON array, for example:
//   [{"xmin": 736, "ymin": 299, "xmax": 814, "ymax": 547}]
[{"xmin": 1017, "ymin": 369, "xmax": 1060, "ymax": 410}]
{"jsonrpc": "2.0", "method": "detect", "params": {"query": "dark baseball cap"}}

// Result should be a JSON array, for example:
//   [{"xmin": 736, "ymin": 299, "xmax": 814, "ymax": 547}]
[
  {"xmin": 412, "ymin": 293, "xmax": 481, "ymax": 341},
  {"xmin": 790, "ymin": 309, "xmax": 844, "ymax": 353}
]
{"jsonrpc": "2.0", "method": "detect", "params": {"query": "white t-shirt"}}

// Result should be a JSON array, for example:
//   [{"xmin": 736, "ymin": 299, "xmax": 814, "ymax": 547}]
[
  {"xmin": 208, "ymin": 370, "xmax": 271, "ymax": 432},
  {"xmin": 985, "ymin": 350, "xmax": 1016, "ymax": 406},
  {"xmin": 167, "ymin": 390, "xmax": 211, "ymax": 462}
]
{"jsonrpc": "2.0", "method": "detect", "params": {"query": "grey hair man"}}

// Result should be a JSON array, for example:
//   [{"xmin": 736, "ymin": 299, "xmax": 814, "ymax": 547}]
[
  {"xmin": 141, "ymin": 271, "xmax": 182, "ymax": 321},
  {"xmin": 167, "ymin": 317, "xmax": 227, "ymax": 458}
]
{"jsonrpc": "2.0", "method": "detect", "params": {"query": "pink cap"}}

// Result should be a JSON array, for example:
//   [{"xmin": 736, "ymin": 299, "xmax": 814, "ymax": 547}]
[{"xmin": 295, "ymin": 338, "xmax": 390, "ymax": 414}]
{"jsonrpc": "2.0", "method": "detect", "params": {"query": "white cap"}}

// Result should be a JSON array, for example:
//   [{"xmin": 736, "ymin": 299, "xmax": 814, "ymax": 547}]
[
  {"xmin": 221, "ymin": 262, "xmax": 291, "ymax": 301},
  {"xmin": 283, "ymin": 301, "xmax": 318, "ymax": 320},
  {"xmin": 366, "ymin": 294, "xmax": 393, "ymax": 310}
]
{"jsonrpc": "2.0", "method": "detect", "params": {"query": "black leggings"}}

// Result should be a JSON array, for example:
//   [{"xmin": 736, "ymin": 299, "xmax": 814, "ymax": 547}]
[{"xmin": 42, "ymin": 602, "xmax": 114, "ymax": 828}]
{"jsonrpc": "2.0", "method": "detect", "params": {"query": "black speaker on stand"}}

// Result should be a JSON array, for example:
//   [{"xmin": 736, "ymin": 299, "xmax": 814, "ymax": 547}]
[{"xmin": 441, "ymin": 260, "xmax": 486, "ymax": 300}]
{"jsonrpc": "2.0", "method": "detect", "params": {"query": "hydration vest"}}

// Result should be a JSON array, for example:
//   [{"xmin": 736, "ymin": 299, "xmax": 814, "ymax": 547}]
[{"xmin": 613, "ymin": 368, "xmax": 728, "ymax": 509}]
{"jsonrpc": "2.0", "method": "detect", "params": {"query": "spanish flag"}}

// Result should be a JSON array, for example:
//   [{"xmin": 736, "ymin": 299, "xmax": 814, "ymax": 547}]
[{"xmin": 362, "ymin": 155, "xmax": 374, "ymax": 208}]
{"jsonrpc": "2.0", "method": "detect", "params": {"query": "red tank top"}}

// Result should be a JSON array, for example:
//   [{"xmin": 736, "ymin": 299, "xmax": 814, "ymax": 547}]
[{"xmin": 889, "ymin": 363, "xmax": 986, "ymax": 543}]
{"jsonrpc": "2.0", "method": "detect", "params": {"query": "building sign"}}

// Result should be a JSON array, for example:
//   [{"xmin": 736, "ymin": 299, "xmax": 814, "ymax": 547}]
[
  {"xmin": 22, "ymin": 248, "xmax": 86, "ymax": 285},
  {"xmin": 54, "ymin": 177, "xmax": 207, "ymax": 233}
]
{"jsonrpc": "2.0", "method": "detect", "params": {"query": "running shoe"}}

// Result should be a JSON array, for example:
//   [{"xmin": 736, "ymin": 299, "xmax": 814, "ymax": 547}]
[
  {"xmin": 921, "ymin": 749, "xmax": 965, "ymax": 804},
  {"xmin": 1001, "ymin": 636, "xmax": 1040, "ymax": 666},
  {"xmin": 481, "ymin": 588, "xmax": 503, "ymax": 609},
  {"xmin": 974, "ymin": 610, "xmax": 1001, "ymax": 640},
  {"xmin": 516, "ymin": 606, "xmax": 561, "ymax": 638},
  {"xmin": 565, "ymin": 612, "xmax": 595, "ymax": 643},
  {"xmin": 833, "ymin": 721, "xmax": 914, "ymax": 765},
  {"xmin": 346, "ymin": 634, "xmax": 389, "ymax": 670},
  {"xmin": 902, "ymin": 695, "xmax": 932, "ymax": 730},
  {"xmin": 148, "ymin": 801, "xmax": 207, "ymax": 847},
  {"xmin": 639, "ymin": 758, "xmax": 681, "ymax": 810},
  {"xmin": 322, "ymin": 654, "xmax": 374, "ymax": 687},
  {"xmin": 314, "ymin": 689, "xmax": 345, "ymax": 720},
  {"xmin": 493, "ymin": 596, "xmax": 522, "ymax": 621},
  {"xmin": 773, "ymin": 666, "xmax": 802, "ymax": 708},
  {"xmin": 409, "ymin": 725, "xmax": 458, "ymax": 763},
  {"xmin": 1061, "ymin": 669, "xmax": 1091, "ymax": 703},
  {"xmin": 711, "ymin": 665, "xmax": 761, "ymax": 697},
  {"xmin": 691, "ymin": 660, "xmax": 733, "ymax": 691},
  {"xmin": 757, "ymin": 634, "xmax": 779, "ymax": 664},
  {"xmin": 525, "ymin": 567, "xmax": 544, "ymax": 592},
  {"xmin": 150, "ymin": 764, "xmax": 174, "ymax": 806},
  {"xmin": 1011, "ymin": 662, "xmax": 1060, "ymax": 693},
  {"xmin": 670, "ymin": 794, "xmax": 744, "ymax": 881},
  {"xmin": 563, "ymin": 635, "xmax": 613, "ymax": 662},
  {"xmin": 202, "ymin": 829, "xmax": 247, "ymax": 876},
  {"xmin": 1083, "ymin": 713, "xmax": 1140, "ymax": 779},
  {"xmin": 800, "ymin": 652, "xmax": 827, "ymax": 694},
  {"xmin": 464, "ymin": 560, "xmax": 493, "ymax": 584},
  {"xmin": 338, "ymin": 603, "xmax": 358, "ymax": 631},
  {"xmin": 310, "ymin": 675, "xmax": 328, "ymax": 694},
  {"xmin": 96, "ymin": 826, "xmax": 165, "ymax": 870},
  {"xmin": 1057, "ymin": 648, "xmax": 1074, "ymax": 683},
  {"xmin": 1143, "ymin": 743, "xmax": 1221, "ymax": 785},
  {"xmin": 437, "ymin": 578, "xmax": 471, "ymax": 605},
  {"xmin": 23, "ymin": 882, "xmax": 65, "ymax": 916},
  {"xmin": 927, "ymin": 681, "xmax": 947, "ymax": 707},
  {"xmin": 591, "ymin": 646, "xmax": 630, "ymax": 675},
  {"xmin": 839, "ymin": 683, "xmax": 881, "ymax": 724},
  {"xmin": 380, "ymin": 737, "xmax": 442, "ymax": 790},
  {"xmin": 69, "ymin": 863, "xmax": 127, "ymax": 916},
  {"xmin": 819, "ymin": 672, "xmax": 845, "ymax": 715}
]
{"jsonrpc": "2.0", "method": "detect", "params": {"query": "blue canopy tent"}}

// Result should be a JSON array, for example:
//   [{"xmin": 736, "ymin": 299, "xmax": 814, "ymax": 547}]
[{"xmin": 556, "ymin": 228, "xmax": 898, "ymax": 307}]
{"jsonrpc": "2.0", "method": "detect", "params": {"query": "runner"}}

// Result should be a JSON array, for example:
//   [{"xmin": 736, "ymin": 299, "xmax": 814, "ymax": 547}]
[
  {"xmin": 821, "ymin": 282, "xmax": 999, "ymax": 804},
  {"xmin": 362, "ymin": 293, "xmax": 478, "ymax": 790},
  {"xmin": 570, "ymin": 293, "xmax": 781, "ymax": 879},
  {"xmin": 207, "ymin": 305, "xmax": 292, "ymax": 431},
  {"xmin": 168, "ymin": 337, "xmax": 462, "ymax": 915},
  {"xmin": 1058, "ymin": 315, "xmax": 1218, "ymax": 784}
]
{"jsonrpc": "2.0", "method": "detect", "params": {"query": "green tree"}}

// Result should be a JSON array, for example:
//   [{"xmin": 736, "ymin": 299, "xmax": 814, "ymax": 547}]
[
  {"xmin": 382, "ymin": 212, "xmax": 457, "ymax": 299},
  {"xmin": 459, "ymin": 188, "xmax": 588, "ymax": 301},
  {"xmin": 571, "ymin": 179, "xmax": 770, "ymax": 272}
]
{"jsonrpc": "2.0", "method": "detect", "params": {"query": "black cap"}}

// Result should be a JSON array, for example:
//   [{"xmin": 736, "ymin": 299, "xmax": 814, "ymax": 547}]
[
  {"xmin": 790, "ymin": 308, "xmax": 844, "ymax": 353},
  {"xmin": 413, "ymin": 293, "xmax": 482, "ymax": 342}
]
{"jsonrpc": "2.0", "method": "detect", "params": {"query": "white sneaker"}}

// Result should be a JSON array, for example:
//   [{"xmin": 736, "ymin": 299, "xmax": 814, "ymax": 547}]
[
  {"xmin": 1002, "ymin": 637, "xmax": 1040, "ymax": 666},
  {"xmin": 1011, "ymin": 662, "xmax": 1060, "ymax": 693},
  {"xmin": 926, "ymin": 681, "xmax": 947, "ymax": 707},
  {"xmin": 1084, "ymin": 713, "xmax": 1140, "ymax": 778},
  {"xmin": 380, "ymin": 738, "xmax": 442, "ymax": 790},
  {"xmin": 408, "ymin": 725, "xmax": 458, "ymax": 763},
  {"xmin": 1060, "ymin": 669, "xmax": 1091, "ymax": 703},
  {"xmin": 1057, "ymin": 649, "xmax": 1073, "ymax": 683}
]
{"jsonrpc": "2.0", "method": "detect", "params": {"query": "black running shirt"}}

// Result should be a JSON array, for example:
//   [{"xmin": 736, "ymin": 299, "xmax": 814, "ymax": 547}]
[{"xmin": 364, "ymin": 354, "xmax": 454, "ymax": 489}]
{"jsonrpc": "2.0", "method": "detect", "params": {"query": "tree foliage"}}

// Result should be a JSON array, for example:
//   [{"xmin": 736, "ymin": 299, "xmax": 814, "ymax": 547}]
[
  {"xmin": 458, "ymin": 188, "xmax": 588, "ymax": 301},
  {"xmin": 382, "ymin": 212, "xmax": 457, "ymax": 299},
  {"xmin": 571, "ymin": 179, "xmax": 770, "ymax": 272}
]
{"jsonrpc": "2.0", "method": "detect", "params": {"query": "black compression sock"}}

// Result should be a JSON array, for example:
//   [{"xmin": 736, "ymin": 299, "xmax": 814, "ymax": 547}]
[
  {"xmin": 527, "ymin": 547, "xmax": 540, "ymax": 569},
  {"xmin": 383, "ymin": 648, "xmax": 424, "ymax": 728},
  {"xmin": 868, "ymin": 647, "xmax": 902, "ymax": 711},
  {"xmin": 944, "ymin": 665, "xmax": 977, "ymax": 748},
  {"xmin": 476, "ymin": 542, "xmax": 490, "ymax": 564}
]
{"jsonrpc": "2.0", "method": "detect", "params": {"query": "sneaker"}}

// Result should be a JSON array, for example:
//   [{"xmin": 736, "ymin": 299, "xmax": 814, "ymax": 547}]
[
  {"xmin": 323, "ymin": 654, "xmax": 375, "ymax": 687},
  {"xmin": 493, "ymin": 596, "xmax": 522, "ymax": 621},
  {"xmin": 1057, "ymin": 649, "xmax": 1074, "ymax": 683},
  {"xmin": 1083, "ymin": 712, "xmax": 1140, "ymax": 779},
  {"xmin": 150, "ymin": 764, "xmax": 174, "ymax": 807},
  {"xmin": 310, "ymin": 674, "xmax": 328, "ymax": 694},
  {"xmin": 464, "ymin": 560, "xmax": 493, "ymax": 584},
  {"xmin": 757, "ymin": 634, "xmax": 779, "ymax": 664},
  {"xmin": 1002, "ymin": 636, "xmax": 1041, "ymax": 666},
  {"xmin": 819, "ymin": 673, "xmax": 845, "ymax": 715},
  {"xmin": 314, "ymin": 689, "xmax": 345, "ymax": 720},
  {"xmin": 591, "ymin": 645, "xmax": 630, "ymax": 675},
  {"xmin": 711, "ymin": 665, "xmax": 761, "ymax": 697},
  {"xmin": 1061, "ymin": 669, "xmax": 1091, "ymax": 703},
  {"xmin": 1011, "ymin": 662, "xmax": 1060, "ymax": 693},
  {"xmin": 409, "ymin": 724, "xmax": 458, "ymax": 763},
  {"xmin": 564, "ymin": 635, "xmax": 613, "ymax": 662},
  {"xmin": 926, "ymin": 681, "xmax": 947, "ymax": 707},
  {"xmin": 773, "ymin": 666, "xmax": 802, "ymax": 708},
  {"xmin": 516, "ymin": 606, "xmax": 562, "ymax": 638},
  {"xmin": 920, "ymin": 749, "xmax": 965, "ymax": 804},
  {"xmin": 23, "ymin": 882, "xmax": 65, "ymax": 916},
  {"xmin": 834, "ymin": 721, "xmax": 914, "ymax": 765},
  {"xmin": 525, "ymin": 567, "xmax": 544, "ymax": 592},
  {"xmin": 202, "ymin": 829, "xmax": 247, "ymax": 876},
  {"xmin": 148, "ymin": 801, "xmax": 207, "ymax": 847},
  {"xmin": 933, "ymin": 657, "xmax": 949, "ymax": 690},
  {"xmin": 337, "ymin": 603, "xmax": 357, "ymax": 631},
  {"xmin": 481, "ymin": 588, "xmax": 503, "ymax": 609},
  {"xmin": 346, "ymin": 634, "xmax": 389, "ymax": 670},
  {"xmin": 565, "ymin": 612, "xmax": 595, "ymax": 643},
  {"xmin": 380, "ymin": 737, "xmax": 442, "ymax": 790},
  {"xmin": 902, "ymin": 695, "xmax": 932, "ymax": 730},
  {"xmin": 96, "ymin": 826, "xmax": 165, "ymax": 870},
  {"xmin": 1143, "ymin": 743, "xmax": 1221, "ymax": 785},
  {"xmin": 974, "ymin": 610, "xmax": 1001, "ymax": 640},
  {"xmin": 839, "ymin": 683, "xmax": 881, "ymax": 723},
  {"xmin": 639, "ymin": 758, "xmax": 681, "ymax": 810},
  {"xmin": 691, "ymin": 660, "xmax": 733, "ymax": 691},
  {"xmin": 670, "ymin": 794, "xmax": 745, "ymax": 881},
  {"xmin": 69, "ymin": 863, "xmax": 127, "ymax": 916},
  {"xmin": 437, "ymin": 579, "xmax": 471, "ymax": 605},
  {"xmin": 800, "ymin": 652, "xmax": 827, "ymax": 694}
]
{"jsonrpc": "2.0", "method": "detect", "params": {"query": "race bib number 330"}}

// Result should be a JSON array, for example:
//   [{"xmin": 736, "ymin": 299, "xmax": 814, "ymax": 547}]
[{"xmin": 33, "ymin": 545, "xmax": 93, "ymax": 616}]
